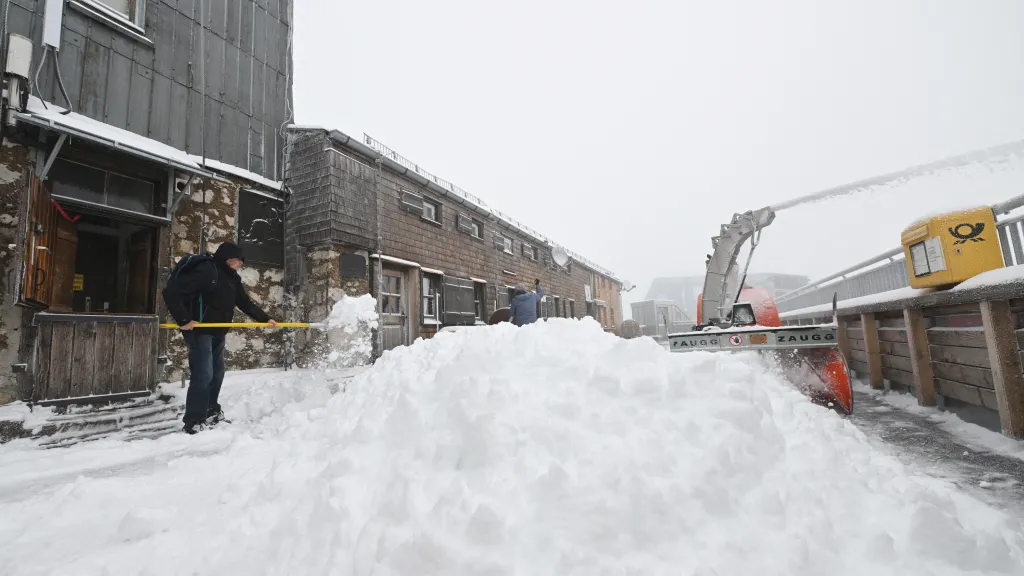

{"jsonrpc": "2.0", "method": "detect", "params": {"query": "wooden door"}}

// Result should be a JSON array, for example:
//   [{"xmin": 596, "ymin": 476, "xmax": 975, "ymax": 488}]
[
  {"xmin": 125, "ymin": 229, "xmax": 154, "ymax": 313},
  {"xmin": 48, "ymin": 215, "xmax": 78, "ymax": 312},
  {"xmin": 379, "ymin": 269, "xmax": 408, "ymax": 351},
  {"xmin": 20, "ymin": 174, "xmax": 55, "ymax": 308}
]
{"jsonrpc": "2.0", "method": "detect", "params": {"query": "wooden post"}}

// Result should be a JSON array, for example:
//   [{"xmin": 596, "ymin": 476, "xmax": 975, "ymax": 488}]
[
  {"xmin": 836, "ymin": 316, "xmax": 852, "ymax": 362},
  {"xmin": 979, "ymin": 300, "xmax": 1024, "ymax": 439},
  {"xmin": 861, "ymin": 312, "xmax": 884, "ymax": 389},
  {"xmin": 903, "ymin": 308, "xmax": 936, "ymax": 406}
]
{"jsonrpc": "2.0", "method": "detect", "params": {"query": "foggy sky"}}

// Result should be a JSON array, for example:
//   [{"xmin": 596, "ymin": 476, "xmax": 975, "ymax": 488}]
[{"xmin": 293, "ymin": 1, "xmax": 1024, "ymax": 317}]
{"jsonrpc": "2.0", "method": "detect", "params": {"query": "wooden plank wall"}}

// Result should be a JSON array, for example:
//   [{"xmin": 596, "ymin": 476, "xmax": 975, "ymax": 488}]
[
  {"xmin": 877, "ymin": 313, "xmax": 914, "ymax": 394},
  {"xmin": 33, "ymin": 319, "xmax": 157, "ymax": 402},
  {"xmin": 844, "ymin": 318, "xmax": 868, "ymax": 377},
  {"xmin": 923, "ymin": 303, "xmax": 999, "ymax": 410}
]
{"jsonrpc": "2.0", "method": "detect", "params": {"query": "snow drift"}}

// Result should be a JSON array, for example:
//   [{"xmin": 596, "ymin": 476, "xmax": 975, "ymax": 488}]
[{"xmin": 2, "ymin": 318, "xmax": 1024, "ymax": 575}]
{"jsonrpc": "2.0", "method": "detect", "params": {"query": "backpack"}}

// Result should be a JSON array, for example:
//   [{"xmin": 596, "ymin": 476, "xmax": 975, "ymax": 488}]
[{"xmin": 167, "ymin": 254, "xmax": 214, "ymax": 322}]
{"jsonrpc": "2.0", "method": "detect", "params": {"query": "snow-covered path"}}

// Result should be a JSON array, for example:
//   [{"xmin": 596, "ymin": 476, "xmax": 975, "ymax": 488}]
[{"xmin": 2, "ymin": 319, "xmax": 1024, "ymax": 575}]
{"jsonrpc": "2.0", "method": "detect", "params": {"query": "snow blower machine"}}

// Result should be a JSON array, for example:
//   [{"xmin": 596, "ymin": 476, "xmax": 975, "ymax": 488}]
[{"xmin": 667, "ymin": 206, "xmax": 853, "ymax": 415}]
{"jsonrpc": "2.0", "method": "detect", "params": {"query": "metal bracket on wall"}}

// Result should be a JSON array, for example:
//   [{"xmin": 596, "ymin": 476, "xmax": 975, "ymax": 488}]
[
  {"xmin": 168, "ymin": 174, "xmax": 196, "ymax": 216},
  {"xmin": 37, "ymin": 132, "xmax": 66, "ymax": 181}
]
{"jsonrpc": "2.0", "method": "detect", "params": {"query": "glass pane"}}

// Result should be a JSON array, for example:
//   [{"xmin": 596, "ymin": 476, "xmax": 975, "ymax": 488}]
[
  {"xmin": 107, "ymin": 172, "xmax": 155, "ymax": 213},
  {"xmin": 49, "ymin": 158, "xmax": 105, "ymax": 205},
  {"xmin": 100, "ymin": 0, "xmax": 131, "ymax": 17},
  {"xmin": 381, "ymin": 295, "xmax": 390, "ymax": 312}
]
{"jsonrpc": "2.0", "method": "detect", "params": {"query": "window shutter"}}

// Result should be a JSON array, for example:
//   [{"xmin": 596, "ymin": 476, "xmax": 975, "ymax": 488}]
[
  {"xmin": 457, "ymin": 214, "xmax": 474, "ymax": 234},
  {"xmin": 492, "ymin": 233, "xmax": 505, "ymax": 250},
  {"xmin": 443, "ymin": 277, "xmax": 476, "ymax": 325},
  {"xmin": 399, "ymin": 190, "xmax": 424, "ymax": 215}
]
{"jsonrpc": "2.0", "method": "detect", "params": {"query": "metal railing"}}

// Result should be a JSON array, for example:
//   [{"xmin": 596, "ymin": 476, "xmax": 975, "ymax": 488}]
[{"xmin": 775, "ymin": 211, "xmax": 1024, "ymax": 313}]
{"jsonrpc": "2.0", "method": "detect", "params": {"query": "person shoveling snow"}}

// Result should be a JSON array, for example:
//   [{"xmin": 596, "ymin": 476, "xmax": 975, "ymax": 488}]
[
  {"xmin": 509, "ymin": 279, "xmax": 543, "ymax": 326},
  {"xmin": 162, "ymin": 242, "xmax": 278, "ymax": 434}
]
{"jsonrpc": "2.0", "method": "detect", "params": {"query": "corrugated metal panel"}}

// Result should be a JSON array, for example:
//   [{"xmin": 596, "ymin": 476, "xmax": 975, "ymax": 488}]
[
  {"xmin": 227, "ymin": 0, "xmax": 242, "ymax": 47},
  {"xmin": 171, "ymin": 9, "xmax": 192, "ymax": 86},
  {"xmin": 186, "ymin": 88, "xmax": 204, "ymax": 154},
  {"xmin": 205, "ymin": 33, "xmax": 225, "ymax": 101},
  {"xmin": 56, "ymin": 30, "xmax": 86, "ymax": 109},
  {"xmin": 252, "ymin": 61, "xmax": 264, "ymax": 117},
  {"xmin": 211, "ymin": 0, "xmax": 228, "ymax": 39},
  {"xmin": 104, "ymin": 50, "xmax": 132, "ymax": 129},
  {"xmin": 223, "ymin": 41, "xmax": 240, "ymax": 108},
  {"xmin": 241, "ymin": 1, "xmax": 255, "ymax": 54},
  {"xmin": 253, "ymin": 6, "xmax": 267, "ymax": 63},
  {"xmin": 151, "ymin": 1, "xmax": 174, "ymax": 79},
  {"xmin": 128, "ymin": 63, "xmax": 153, "ymax": 137},
  {"xmin": 149, "ymin": 72, "xmax": 172, "ymax": 143},
  {"xmin": 80, "ymin": 40, "xmax": 111, "ymax": 121},
  {"xmin": 168, "ymin": 80, "xmax": 189, "ymax": 150},
  {"xmin": 205, "ymin": 98, "xmax": 222, "ymax": 159},
  {"xmin": 238, "ymin": 52, "xmax": 253, "ymax": 114}
]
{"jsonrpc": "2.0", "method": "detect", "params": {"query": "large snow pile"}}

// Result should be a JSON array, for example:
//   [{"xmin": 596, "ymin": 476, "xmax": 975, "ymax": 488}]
[{"xmin": 2, "ymin": 319, "xmax": 1024, "ymax": 575}]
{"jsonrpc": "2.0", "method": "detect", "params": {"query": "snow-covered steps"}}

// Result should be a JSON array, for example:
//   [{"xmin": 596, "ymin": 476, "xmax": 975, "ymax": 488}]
[{"xmin": 0, "ymin": 396, "xmax": 183, "ymax": 448}]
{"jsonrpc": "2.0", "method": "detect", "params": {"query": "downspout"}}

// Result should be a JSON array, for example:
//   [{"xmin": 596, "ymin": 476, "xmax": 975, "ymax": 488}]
[{"xmin": 197, "ymin": 0, "xmax": 207, "ymax": 253}]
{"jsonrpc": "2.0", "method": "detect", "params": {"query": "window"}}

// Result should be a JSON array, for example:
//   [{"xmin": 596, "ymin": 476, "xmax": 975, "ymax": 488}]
[
  {"xmin": 474, "ymin": 282, "xmax": 486, "ymax": 321},
  {"xmin": 494, "ymin": 233, "xmax": 513, "ymax": 254},
  {"xmin": 610, "ymin": 308, "xmax": 615, "ymax": 326},
  {"xmin": 457, "ymin": 214, "xmax": 484, "ymax": 239},
  {"xmin": 569, "ymin": 300, "xmax": 575, "ymax": 318},
  {"xmin": 422, "ymin": 199, "xmax": 441, "ymax": 224},
  {"xmin": 522, "ymin": 243, "xmax": 538, "ymax": 260},
  {"xmin": 381, "ymin": 275, "xmax": 402, "ymax": 315},
  {"xmin": 553, "ymin": 296, "xmax": 561, "ymax": 318},
  {"xmin": 422, "ymin": 272, "xmax": 441, "ymax": 323},
  {"xmin": 49, "ymin": 157, "xmax": 159, "ymax": 217},
  {"xmin": 78, "ymin": 0, "xmax": 146, "ymax": 31},
  {"xmin": 237, "ymin": 189, "xmax": 284, "ymax": 268}
]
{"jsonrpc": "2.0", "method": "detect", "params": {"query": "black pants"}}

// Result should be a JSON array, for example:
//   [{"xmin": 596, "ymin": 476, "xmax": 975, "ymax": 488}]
[{"xmin": 182, "ymin": 331, "xmax": 226, "ymax": 426}]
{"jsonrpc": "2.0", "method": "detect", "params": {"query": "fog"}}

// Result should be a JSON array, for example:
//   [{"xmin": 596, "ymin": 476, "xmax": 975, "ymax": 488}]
[{"xmin": 293, "ymin": 0, "xmax": 1024, "ymax": 317}]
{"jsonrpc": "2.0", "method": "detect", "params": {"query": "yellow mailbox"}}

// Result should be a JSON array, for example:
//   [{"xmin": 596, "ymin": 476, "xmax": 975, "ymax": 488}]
[{"xmin": 901, "ymin": 206, "xmax": 1004, "ymax": 289}]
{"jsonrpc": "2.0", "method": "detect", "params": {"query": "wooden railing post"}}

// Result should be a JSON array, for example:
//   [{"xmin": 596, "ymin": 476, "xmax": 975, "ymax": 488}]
[
  {"xmin": 836, "ymin": 316, "xmax": 852, "ymax": 362},
  {"xmin": 979, "ymin": 300, "xmax": 1024, "ymax": 439},
  {"xmin": 903, "ymin": 308, "xmax": 936, "ymax": 406},
  {"xmin": 861, "ymin": 312, "xmax": 884, "ymax": 389}
]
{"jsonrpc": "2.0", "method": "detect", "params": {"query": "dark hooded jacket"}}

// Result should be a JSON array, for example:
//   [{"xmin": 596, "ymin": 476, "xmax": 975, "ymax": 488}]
[{"xmin": 162, "ymin": 242, "xmax": 270, "ymax": 336}]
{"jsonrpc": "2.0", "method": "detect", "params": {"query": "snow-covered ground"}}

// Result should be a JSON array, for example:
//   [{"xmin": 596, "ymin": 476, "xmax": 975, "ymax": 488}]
[{"xmin": 2, "ymin": 319, "xmax": 1024, "ymax": 575}]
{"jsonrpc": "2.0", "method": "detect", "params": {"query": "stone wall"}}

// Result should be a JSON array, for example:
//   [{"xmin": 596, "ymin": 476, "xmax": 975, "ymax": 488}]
[
  {"xmin": 164, "ymin": 174, "xmax": 288, "ymax": 383},
  {"xmin": 0, "ymin": 141, "xmax": 29, "ymax": 404}
]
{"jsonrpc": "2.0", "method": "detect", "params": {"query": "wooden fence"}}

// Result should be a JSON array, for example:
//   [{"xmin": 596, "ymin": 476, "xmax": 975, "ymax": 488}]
[{"xmin": 781, "ymin": 283, "xmax": 1024, "ymax": 439}]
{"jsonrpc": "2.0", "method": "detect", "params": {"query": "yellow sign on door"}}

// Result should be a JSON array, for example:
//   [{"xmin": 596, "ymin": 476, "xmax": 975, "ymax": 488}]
[{"xmin": 73, "ymin": 274, "xmax": 84, "ymax": 291}]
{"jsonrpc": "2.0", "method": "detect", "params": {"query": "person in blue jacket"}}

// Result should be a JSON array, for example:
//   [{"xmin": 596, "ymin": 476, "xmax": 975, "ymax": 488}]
[{"xmin": 509, "ymin": 279, "xmax": 544, "ymax": 326}]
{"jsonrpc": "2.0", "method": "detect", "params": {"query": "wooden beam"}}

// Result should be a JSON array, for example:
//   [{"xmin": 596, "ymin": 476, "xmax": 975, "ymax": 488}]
[
  {"xmin": 836, "ymin": 316, "xmax": 852, "ymax": 362},
  {"xmin": 903, "ymin": 308, "xmax": 936, "ymax": 406},
  {"xmin": 980, "ymin": 300, "xmax": 1024, "ymax": 439},
  {"xmin": 861, "ymin": 312, "xmax": 884, "ymax": 389}
]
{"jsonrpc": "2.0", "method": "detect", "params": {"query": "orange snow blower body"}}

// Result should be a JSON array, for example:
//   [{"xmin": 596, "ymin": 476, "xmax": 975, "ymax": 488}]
[{"xmin": 689, "ymin": 287, "xmax": 853, "ymax": 416}]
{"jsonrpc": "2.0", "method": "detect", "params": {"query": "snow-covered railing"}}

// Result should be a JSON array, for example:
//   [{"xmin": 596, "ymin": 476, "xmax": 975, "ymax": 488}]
[{"xmin": 776, "ymin": 211, "xmax": 1024, "ymax": 314}]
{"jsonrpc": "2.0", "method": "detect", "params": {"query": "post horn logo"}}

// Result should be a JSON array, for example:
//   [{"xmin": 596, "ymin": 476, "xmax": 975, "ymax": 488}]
[{"xmin": 948, "ymin": 222, "xmax": 985, "ymax": 245}]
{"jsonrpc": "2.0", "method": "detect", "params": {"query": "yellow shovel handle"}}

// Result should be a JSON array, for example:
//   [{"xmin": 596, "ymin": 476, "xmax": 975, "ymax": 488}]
[{"xmin": 159, "ymin": 322, "xmax": 316, "ymax": 329}]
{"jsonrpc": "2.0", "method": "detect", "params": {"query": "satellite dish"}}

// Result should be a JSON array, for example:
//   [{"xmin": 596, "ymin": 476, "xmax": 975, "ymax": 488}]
[
  {"xmin": 551, "ymin": 245, "xmax": 569, "ymax": 267},
  {"xmin": 623, "ymin": 280, "xmax": 634, "ymax": 292}
]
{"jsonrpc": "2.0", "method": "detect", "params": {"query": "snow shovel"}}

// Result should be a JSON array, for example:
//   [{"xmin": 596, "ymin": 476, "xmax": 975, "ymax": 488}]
[{"xmin": 159, "ymin": 322, "xmax": 327, "ymax": 329}]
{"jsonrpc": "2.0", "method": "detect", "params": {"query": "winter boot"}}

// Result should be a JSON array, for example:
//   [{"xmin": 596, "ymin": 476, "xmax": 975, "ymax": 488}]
[
  {"xmin": 206, "ymin": 409, "xmax": 231, "ymax": 426},
  {"xmin": 183, "ymin": 421, "xmax": 207, "ymax": 435}
]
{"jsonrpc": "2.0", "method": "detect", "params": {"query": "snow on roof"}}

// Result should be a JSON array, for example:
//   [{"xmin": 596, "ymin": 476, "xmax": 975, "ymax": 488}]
[
  {"xmin": 19, "ymin": 96, "xmax": 205, "ymax": 172},
  {"xmin": 369, "ymin": 253, "xmax": 421, "ymax": 268},
  {"xmin": 193, "ymin": 157, "xmax": 283, "ymax": 191},
  {"xmin": 951, "ymin": 264, "xmax": 1024, "ymax": 292}
]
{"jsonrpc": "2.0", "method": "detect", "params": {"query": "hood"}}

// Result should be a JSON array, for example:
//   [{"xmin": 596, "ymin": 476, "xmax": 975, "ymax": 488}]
[
  {"xmin": 514, "ymin": 283, "xmax": 528, "ymax": 294},
  {"xmin": 213, "ymin": 242, "xmax": 246, "ymax": 263}
]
